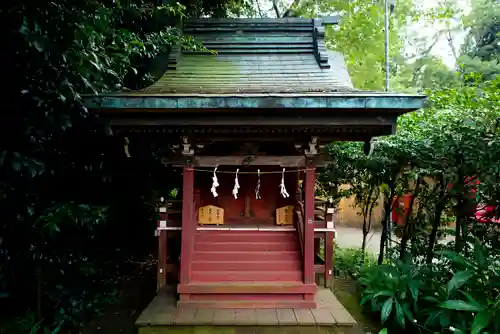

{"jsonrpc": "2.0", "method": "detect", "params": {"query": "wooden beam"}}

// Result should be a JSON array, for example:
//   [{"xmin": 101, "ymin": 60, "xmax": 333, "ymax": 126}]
[
  {"xmin": 179, "ymin": 167, "xmax": 195, "ymax": 287},
  {"xmin": 178, "ymin": 283, "xmax": 317, "ymax": 294},
  {"xmin": 107, "ymin": 115, "xmax": 398, "ymax": 127},
  {"xmin": 303, "ymin": 165, "xmax": 316, "ymax": 284},
  {"xmin": 194, "ymin": 155, "xmax": 305, "ymax": 167},
  {"xmin": 110, "ymin": 130, "xmax": 388, "ymax": 143},
  {"xmin": 162, "ymin": 155, "xmax": 331, "ymax": 167}
]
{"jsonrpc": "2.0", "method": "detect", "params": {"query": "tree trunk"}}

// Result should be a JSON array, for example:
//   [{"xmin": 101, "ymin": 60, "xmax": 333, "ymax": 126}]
[
  {"xmin": 400, "ymin": 179, "xmax": 421, "ymax": 260},
  {"xmin": 378, "ymin": 186, "xmax": 396, "ymax": 265},
  {"xmin": 426, "ymin": 183, "xmax": 446, "ymax": 263},
  {"xmin": 361, "ymin": 186, "xmax": 375, "ymax": 254},
  {"xmin": 361, "ymin": 231, "xmax": 367, "ymax": 254}
]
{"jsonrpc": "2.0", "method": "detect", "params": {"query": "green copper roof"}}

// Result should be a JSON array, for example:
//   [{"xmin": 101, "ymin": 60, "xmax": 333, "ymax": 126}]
[
  {"xmin": 85, "ymin": 92, "xmax": 426, "ymax": 111},
  {"xmin": 136, "ymin": 18, "xmax": 354, "ymax": 94},
  {"xmin": 84, "ymin": 18, "xmax": 426, "ymax": 113}
]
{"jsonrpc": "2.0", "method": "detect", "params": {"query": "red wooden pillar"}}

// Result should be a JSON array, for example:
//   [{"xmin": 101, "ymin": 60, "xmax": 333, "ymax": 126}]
[
  {"xmin": 157, "ymin": 207, "xmax": 168, "ymax": 290},
  {"xmin": 303, "ymin": 166, "xmax": 315, "ymax": 284},
  {"xmin": 179, "ymin": 166, "xmax": 195, "ymax": 287}
]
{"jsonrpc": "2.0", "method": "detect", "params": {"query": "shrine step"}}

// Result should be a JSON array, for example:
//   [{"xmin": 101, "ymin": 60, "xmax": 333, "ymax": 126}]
[
  {"xmin": 193, "ymin": 250, "xmax": 301, "ymax": 262},
  {"xmin": 194, "ymin": 241, "xmax": 298, "ymax": 252},
  {"xmin": 195, "ymin": 231, "xmax": 296, "ymax": 243},
  {"xmin": 178, "ymin": 282, "xmax": 317, "ymax": 294},
  {"xmin": 177, "ymin": 300, "xmax": 316, "ymax": 309},
  {"xmin": 191, "ymin": 270, "xmax": 303, "ymax": 282},
  {"xmin": 191, "ymin": 260, "xmax": 301, "ymax": 271},
  {"xmin": 187, "ymin": 293, "xmax": 304, "ymax": 301}
]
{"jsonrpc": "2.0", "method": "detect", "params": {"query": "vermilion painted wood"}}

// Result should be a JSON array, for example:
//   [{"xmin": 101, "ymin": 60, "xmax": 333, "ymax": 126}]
[
  {"xmin": 187, "ymin": 293, "xmax": 304, "ymax": 301},
  {"xmin": 214, "ymin": 171, "xmax": 246, "ymax": 219},
  {"xmin": 177, "ymin": 300, "xmax": 316, "ymax": 309},
  {"xmin": 191, "ymin": 260, "xmax": 301, "ymax": 271},
  {"xmin": 177, "ymin": 283, "xmax": 317, "ymax": 294},
  {"xmin": 303, "ymin": 166, "xmax": 316, "ymax": 284},
  {"xmin": 193, "ymin": 250, "xmax": 301, "ymax": 262},
  {"xmin": 191, "ymin": 270, "xmax": 303, "ymax": 282},
  {"xmin": 194, "ymin": 188, "xmax": 201, "ymax": 211},
  {"xmin": 324, "ymin": 230, "xmax": 333, "ymax": 288},
  {"xmin": 179, "ymin": 167, "xmax": 194, "ymax": 286},
  {"xmin": 195, "ymin": 231, "xmax": 296, "ymax": 243},
  {"xmin": 180, "ymin": 209, "xmax": 316, "ymax": 307},
  {"xmin": 197, "ymin": 166, "xmax": 297, "ymax": 223},
  {"xmin": 194, "ymin": 241, "xmax": 298, "ymax": 252},
  {"xmin": 303, "ymin": 293, "xmax": 315, "ymax": 301}
]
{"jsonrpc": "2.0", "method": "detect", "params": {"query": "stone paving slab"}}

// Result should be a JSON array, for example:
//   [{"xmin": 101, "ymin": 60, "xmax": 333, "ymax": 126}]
[{"xmin": 136, "ymin": 287, "xmax": 357, "ymax": 328}]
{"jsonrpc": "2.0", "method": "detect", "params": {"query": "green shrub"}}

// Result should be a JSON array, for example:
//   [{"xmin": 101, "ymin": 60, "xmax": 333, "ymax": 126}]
[
  {"xmin": 334, "ymin": 243, "xmax": 377, "ymax": 279},
  {"xmin": 359, "ymin": 240, "xmax": 500, "ymax": 333}
]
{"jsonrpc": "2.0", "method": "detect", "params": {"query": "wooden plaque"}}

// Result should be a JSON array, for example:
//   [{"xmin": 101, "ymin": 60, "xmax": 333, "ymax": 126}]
[
  {"xmin": 276, "ymin": 205, "xmax": 294, "ymax": 225},
  {"xmin": 198, "ymin": 205, "xmax": 224, "ymax": 225}
]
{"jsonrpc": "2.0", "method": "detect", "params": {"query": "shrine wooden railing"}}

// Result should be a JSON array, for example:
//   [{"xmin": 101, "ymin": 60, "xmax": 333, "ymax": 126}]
[{"xmin": 296, "ymin": 198, "xmax": 337, "ymax": 287}]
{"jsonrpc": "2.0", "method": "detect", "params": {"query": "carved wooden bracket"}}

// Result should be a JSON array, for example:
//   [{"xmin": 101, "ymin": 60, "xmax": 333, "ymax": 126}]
[
  {"xmin": 304, "ymin": 137, "xmax": 319, "ymax": 158},
  {"xmin": 181, "ymin": 136, "xmax": 194, "ymax": 156}
]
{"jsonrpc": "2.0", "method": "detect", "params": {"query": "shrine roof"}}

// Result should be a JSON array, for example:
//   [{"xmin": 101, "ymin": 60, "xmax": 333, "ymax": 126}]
[
  {"xmin": 137, "ymin": 18, "xmax": 353, "ymax": 94},
  {"xmin": 84, "ymin": 17, "xmax": 425, "ymax": 113}
]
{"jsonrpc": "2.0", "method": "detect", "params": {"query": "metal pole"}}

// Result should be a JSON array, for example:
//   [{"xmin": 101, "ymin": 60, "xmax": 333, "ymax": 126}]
[{"xmin": 384, "ymin": 0, "xmax": 390, "ymax": 92}]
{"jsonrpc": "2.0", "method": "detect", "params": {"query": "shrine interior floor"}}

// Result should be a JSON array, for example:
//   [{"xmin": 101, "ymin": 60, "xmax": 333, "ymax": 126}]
[
  {"xmin": 135, "ymin": 286, "xmax": 357, "ymax": 333},
  {"xmin": 196, "ymin": 224, "xmax": 296, "ymax": 231}
]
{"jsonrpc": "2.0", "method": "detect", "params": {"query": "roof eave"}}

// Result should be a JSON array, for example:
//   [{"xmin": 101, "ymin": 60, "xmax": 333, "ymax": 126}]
[{"xmin": 83, "ymin": 93, "xmax": 426, "ymax": 112}]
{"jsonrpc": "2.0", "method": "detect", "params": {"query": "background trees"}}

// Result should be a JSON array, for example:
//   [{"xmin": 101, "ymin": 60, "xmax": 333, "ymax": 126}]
[
  {"xmin": 0, "ymin": 0, "xmax": 234, "ymax": 331},
  {"xmin": 1, "ymin": 0, "xmax": 498, "ymax": 331}
]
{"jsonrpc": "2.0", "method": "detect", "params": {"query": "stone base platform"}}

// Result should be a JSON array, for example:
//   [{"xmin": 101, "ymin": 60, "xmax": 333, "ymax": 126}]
[{"xmin": 136, "ymin": 286, "xmax": 357, "ymax": 334}]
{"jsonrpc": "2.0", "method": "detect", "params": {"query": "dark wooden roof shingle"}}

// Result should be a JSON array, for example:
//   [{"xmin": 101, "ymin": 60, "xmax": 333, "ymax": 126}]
[{"xmin": 140, "ymin": 18, "xmax": 353, "ymax": 94}]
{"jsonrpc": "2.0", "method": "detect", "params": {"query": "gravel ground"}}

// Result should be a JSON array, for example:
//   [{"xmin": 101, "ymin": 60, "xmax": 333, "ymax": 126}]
[
  {"xmin": 335, "ymin": 227, "xmax": 381, "ymax": 253},
  {"xmin": 335, "ymin": 226, "xmax": 455, "ymax": 254}
]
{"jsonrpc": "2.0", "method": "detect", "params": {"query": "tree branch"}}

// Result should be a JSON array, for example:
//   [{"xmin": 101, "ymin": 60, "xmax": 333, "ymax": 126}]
[
  {"xmin": 254, "ymin": 0, "xmax": 264, "ymax": 18},
  {"xmin": 282, "ymin": 0, "xmax": 301, "ymax": 17},
  {"xmin": 446, "ymin": 24, "xmax": 458, "ymax": 62},
  {"xmin": 272, "ymin": 0, "xmax": 281, "ymax": 18}
]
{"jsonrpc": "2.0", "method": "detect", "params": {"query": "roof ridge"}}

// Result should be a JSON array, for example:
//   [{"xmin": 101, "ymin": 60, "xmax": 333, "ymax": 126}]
[
  {"xmin": 132, "ymin": 17, "xmax": 354, "ymax": 94},
  {"xmin": 313, "ymin": 19, "xmax": 330, "ymax": 69},
  {"xmin": 182, "ymin": 18, "xmax": 316, "ymax": 56}
]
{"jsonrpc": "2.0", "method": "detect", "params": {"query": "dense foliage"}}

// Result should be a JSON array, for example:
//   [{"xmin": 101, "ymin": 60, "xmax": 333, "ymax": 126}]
[
  {"xmin": 0, "ymin": 0, "xmax": 239, "ymax": 331},
  {"xmin": 460, "ymin": 0, "xmax": 500, "ymax": 81},
  {"xmin": 1, "ymin": 0, "xmax": 498, "ymax": 332},
  {"xmin": 360, "ymin": 229, "xmax": 500, "ymax": 334},
  {"xmin": 326, "ymin": 77, "xmax": 500, "ymax": 333}
]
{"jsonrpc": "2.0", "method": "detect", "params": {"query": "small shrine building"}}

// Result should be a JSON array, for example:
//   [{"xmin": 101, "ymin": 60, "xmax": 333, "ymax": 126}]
[{"xmin": 85, "ymin": 17, "xmax": 425, "ymax": 329}]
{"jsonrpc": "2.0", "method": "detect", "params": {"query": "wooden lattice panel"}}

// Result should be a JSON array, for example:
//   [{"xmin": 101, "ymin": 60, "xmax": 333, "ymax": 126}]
[
  {"xmin": 276, "ymin": 205, "xmax": 295, "ymax": 225},
  {"xmin": 198, "ymin": 205, "xmax": 224, "ymax": 225}
]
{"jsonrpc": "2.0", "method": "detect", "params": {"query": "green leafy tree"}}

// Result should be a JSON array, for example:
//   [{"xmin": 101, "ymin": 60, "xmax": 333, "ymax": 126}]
[{"xmin": 459, "ymin": 0, "xmax": 500, "ymax": 80}]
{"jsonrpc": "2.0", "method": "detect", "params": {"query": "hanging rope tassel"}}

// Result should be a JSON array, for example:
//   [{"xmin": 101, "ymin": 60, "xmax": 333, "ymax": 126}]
[
  {"xmin": 232, "ymin": 168, "xmax": 240, "ymax": 199},
  {"xmin": 255, "ymin": 169, "xmax": 261, "ymax": 200},
  {"xmin": 211, "ymin": 166, "xmax": 219, "ymax": 198},
  {"xmin": 280, "ymin": 168, "xmax": 289, "ymax": 198}
]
